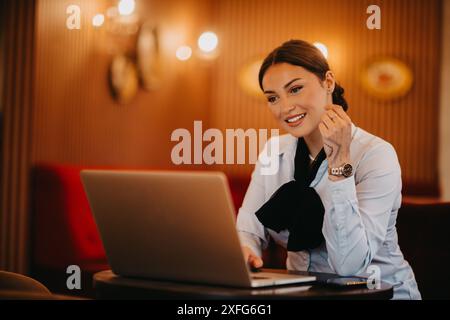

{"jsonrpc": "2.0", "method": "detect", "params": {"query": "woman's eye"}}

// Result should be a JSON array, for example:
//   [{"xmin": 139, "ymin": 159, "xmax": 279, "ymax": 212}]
[
  {"xmin": 290, "ymin": 86, "xmax": 303, "ymax": 94},
  {"xmin": 267, "ymin": 96, "xmax": 278, "ymax": 104}
]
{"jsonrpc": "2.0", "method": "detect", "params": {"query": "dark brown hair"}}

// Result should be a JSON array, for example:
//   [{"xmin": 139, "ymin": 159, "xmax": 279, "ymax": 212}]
[{"xmin": 258, "ymin": 39, "xmax": 348, "ymax": 111}]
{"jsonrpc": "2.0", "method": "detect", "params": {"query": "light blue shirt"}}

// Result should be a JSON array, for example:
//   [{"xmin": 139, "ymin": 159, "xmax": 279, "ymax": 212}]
[{"xmin": 236, "ymin": 124, "xmax": 421, "ymax": 300}]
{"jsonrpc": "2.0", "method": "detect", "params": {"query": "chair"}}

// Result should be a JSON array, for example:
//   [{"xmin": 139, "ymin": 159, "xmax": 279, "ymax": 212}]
[
  {"xmin": 0, "ymin": 270, "xmax": 52, "ymax": 300},
  {"xmin": 396, "ymin": 201, "xmax": 450, "ymax": 299}
]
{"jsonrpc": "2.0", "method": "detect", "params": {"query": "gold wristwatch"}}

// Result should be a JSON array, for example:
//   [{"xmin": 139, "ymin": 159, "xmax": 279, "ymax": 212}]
[{"xmin": 328, "ymin": 163, "xmax": 353, "ymax": 178}]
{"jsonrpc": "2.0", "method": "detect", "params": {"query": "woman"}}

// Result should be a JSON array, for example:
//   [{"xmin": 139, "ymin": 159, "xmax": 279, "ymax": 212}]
[{"xmin": 236, "ymin": 39, "xmax": 421, "ymax": 299}]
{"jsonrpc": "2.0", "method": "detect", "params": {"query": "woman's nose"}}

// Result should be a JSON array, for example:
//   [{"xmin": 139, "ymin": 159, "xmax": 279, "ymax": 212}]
[{"xmin": 280, "ymin": 98, "xmax": 296, "ymax": 115}]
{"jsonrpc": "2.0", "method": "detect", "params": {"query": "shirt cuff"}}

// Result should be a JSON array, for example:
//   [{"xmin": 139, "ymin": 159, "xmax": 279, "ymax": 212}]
[{"xmin": 328, "ymin": 175, "xmax": 357, "ymax": 205}]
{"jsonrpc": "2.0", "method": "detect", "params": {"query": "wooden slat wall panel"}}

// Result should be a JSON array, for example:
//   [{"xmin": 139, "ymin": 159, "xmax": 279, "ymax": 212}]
[
  {"xmin": 210, "ymin": 0, "xmax": 442, "ymax": 194},
  {"xmin": 1, "ymin": 0, "xmax": 213, "ymax": 273},
  {"xmin": 440, "ymin": 0, "xmax": 450, "ymax": 200},
  {"xmin": 32, "ymin": 0, "xmax": 212, "ymax": 168},
  {"xmin": 0, "ymin": 0, "xmax": 36, "ymax": 273}
]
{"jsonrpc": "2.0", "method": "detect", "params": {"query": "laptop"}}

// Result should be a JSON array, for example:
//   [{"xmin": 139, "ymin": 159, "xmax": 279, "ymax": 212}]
[{"xmin": 81, "ymin": 170, "xmax": 316, "ymax": 288}]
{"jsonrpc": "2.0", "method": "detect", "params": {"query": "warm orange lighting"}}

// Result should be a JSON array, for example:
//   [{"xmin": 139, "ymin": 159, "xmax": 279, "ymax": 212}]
[
  {"xmin": 92, "ymin": 14, "xmax": 105, "ymax": 27},
  {"xmin": 176, "ymin": 46, "xmax": 192, "ymax": 61},
  {"xmin": 198, "ymin": 32, "xmax": 218, "ymax": 53},
  {"xmin": 118, "ymin": 0, "xmax": 135, "ymax": 16},
  {"xmin": 313, "ymin": 42, "xmax": 328, "ymax": 59}
]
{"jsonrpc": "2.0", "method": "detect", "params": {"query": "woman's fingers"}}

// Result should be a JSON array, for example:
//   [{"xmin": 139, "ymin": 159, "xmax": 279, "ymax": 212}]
[
  {"xmin": 329, "ymin": 110, "xmax": 346, "ymax": 127},
  {"xmin": 321, "ymin": 113, "xmax": 334, "ymax": 130},
  {"xmin": 321, "ymin": 106, "xmax": 348, "ymax": 132},
  {"xmin": 242, "ymin": 246, "xmax": 263, "ymax": 268},
  {"xmin": 318, "ymin": 123, "xmax": 328, "ymax": 139},
  {"xmin": 330, "ymin": 104, "xmax": 351, "ymax": 123},
  {"xmin": 242, "ymin": 246, "xmax": 264, "ymax": 268},
  {"xmin": 249, "ymin": 255, "xmax": 263, "ymax": 268}
]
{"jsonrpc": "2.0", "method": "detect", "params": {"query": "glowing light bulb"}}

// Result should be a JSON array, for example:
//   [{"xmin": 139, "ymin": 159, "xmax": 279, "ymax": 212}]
[
  {"xmin": 92, "ymin": 14, "xmax": 105, "ymax": 27},
  {"xmin": 118, "ymin": 0, "xmax": 135, "ymax": 16},
  {"xmin": 198, "ymin": 31, "xmax": 218, "ymax": 53},
  {"xmin": 176, "ymin": 46, "xmax": 192, "ymax": 61},
  {"xmin": 313, "ymin": 42, "xmax": 328, "ymax": 59}
]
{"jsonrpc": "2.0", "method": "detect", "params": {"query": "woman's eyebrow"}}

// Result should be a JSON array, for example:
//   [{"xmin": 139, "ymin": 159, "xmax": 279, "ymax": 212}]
[{"xmin": 263, "ymin": 77, "xmax": 303, "ymax": 94}]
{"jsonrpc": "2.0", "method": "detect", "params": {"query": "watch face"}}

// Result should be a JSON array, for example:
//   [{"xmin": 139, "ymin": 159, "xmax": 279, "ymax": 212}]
[{"xmin": 342, "ymin": 164, "xmax": 353, "ymax": 177}]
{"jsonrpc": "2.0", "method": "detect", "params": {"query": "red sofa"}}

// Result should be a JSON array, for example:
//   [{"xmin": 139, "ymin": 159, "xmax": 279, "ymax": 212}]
[{"xmin": 31, "ymin": 164, "xmax": 108, "ymax": 272}]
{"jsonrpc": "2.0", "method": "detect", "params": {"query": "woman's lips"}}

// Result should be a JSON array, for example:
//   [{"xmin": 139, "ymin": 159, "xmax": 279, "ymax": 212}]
[{"xmin": 285, "ymin": 113, "xmax": 306, "ymax": 127}]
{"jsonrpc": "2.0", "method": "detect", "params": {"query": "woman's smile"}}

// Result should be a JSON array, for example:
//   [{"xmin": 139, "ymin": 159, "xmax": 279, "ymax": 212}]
[{"xmin": 285, "ymin": 113, "xmax": 307, "ymax": 127}]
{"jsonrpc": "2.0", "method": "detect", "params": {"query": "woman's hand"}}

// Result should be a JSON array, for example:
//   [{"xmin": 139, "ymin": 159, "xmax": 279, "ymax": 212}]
[
  {"xmin": 241, "ymin": 246, "xmax": 263, "ymax": 269},
  {"xmin": 318, "ymin": 104, "xmax": 352, "ymax": 181}
]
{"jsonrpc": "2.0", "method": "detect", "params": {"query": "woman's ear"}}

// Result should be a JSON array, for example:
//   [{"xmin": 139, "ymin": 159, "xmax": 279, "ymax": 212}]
[{"xmin": 324, "ymin": 71, "xmax": 336, "ymax": 93}]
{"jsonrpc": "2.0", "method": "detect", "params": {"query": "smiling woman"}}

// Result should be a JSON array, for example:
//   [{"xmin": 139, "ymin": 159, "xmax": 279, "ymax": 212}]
[
  {"xmin": 236, "ymin": 39, "xmax": 422, "ymax": 300},
  {"xmin": 258, "ymin": 40, "xmax": 348, "ymax": 161}
]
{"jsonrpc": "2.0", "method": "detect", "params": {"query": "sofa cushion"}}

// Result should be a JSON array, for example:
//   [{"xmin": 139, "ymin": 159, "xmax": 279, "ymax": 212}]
[{"xmin": 31, "ymin": 163, "xmax": 107, "ymax": 269}]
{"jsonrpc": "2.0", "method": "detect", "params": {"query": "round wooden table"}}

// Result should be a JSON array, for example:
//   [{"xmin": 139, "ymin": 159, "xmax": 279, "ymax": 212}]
[{"xmin": 93, "ymin": 269, "xmax": 393, "ymax": 300}]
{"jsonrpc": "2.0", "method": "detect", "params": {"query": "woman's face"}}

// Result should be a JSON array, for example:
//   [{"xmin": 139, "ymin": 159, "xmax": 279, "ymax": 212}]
[{"xmin": 262, "ymin": 63, "xmax": 334, "ymax": 138}]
